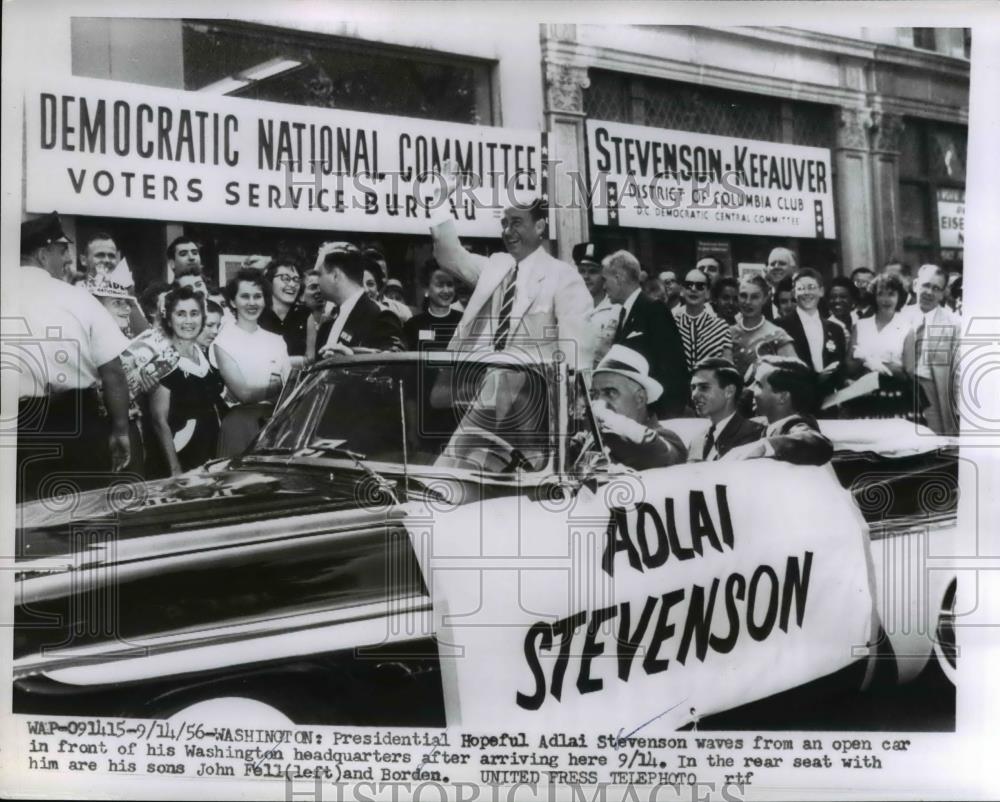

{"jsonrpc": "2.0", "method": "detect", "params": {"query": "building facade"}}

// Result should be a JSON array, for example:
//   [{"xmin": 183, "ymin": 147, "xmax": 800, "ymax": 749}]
[
  {"xmin": 21, "ymin": 18, "xmax": 969, "ymax": 294},
  {"xmin": 544, "ymin": 25, "xmax": 969, "ymax": 279}
]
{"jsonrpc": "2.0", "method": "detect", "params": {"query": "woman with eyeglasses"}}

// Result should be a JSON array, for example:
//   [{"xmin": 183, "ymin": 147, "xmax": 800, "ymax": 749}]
[
  {"xmin": 672, "ymin": 268, "xmax": 732, "ymax": 372},
  {"xmin": 258, "ymin": 257, "xmax": 311, "ymax": 368},
  {"xmin": 730, "ymin": 274, "xmax": 796, "ymax": 378},
  {"xmin": 212, "ymin": 268, "xmax": 291, "ymax": 457}
]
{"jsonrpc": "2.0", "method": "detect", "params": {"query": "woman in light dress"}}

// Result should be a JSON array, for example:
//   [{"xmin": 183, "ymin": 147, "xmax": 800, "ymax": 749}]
[
  {"xmin": 212, "ymin": 268, "xmax": 291, "ymax": 457},
  {"xmin": 730, "ymin": 274, "xmax": 796, "ymax": 380},
  {"xmin": 845, "ymin": 273, "xmax": 917, "ymax": 420}
]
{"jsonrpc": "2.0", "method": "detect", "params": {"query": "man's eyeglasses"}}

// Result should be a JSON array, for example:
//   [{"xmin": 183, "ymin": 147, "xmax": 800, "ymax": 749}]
[
  {"xmin": 684, "ymin": 281, "xmax": 707, "ymax": 291},
  {"xmin": 275, "ymin": 274, "xmax": 302, "ymax": 285}
]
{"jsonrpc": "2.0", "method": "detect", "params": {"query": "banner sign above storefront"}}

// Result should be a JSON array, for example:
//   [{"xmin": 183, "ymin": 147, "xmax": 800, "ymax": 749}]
[
  {"xmin": 25, "ymin": 76, "xmax": 545, "ymax": 237},
  {"xmin": 936, "ymin": 188, "xmax": 964, "ymax": 249},
  {"xmin": 586, "ymin": 119, "xmax": 836, "ymax": 239}
]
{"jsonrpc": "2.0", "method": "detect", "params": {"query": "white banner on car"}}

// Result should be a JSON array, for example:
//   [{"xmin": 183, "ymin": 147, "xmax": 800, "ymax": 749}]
[
  {"xmin": 586, "ymin": 119, "xmax": 836, "ymax": 239},
  {"xmin": 24, "ymin": 76, "xmax": 544, "ymax": 236},
  {"xmin": 405, "ymin": 460, "xmax": 874, "ymax": 731}
]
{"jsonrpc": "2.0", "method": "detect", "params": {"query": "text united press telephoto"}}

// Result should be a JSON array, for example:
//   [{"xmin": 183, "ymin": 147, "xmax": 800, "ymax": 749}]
[{"xmin": 3, "ymin": 6, "xmax": 992, "ymax": 802}]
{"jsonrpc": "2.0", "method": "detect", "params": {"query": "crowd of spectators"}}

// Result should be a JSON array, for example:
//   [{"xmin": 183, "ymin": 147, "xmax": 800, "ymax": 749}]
[{"xmin": 12, "ymin": 209, "xmax": 963, "ymax": 501}]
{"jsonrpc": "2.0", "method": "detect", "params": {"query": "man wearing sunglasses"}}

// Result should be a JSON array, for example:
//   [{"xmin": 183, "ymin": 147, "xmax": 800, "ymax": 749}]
[{"xmin": 673, "ymin": 268, "xmax": 733, "ymax": 373}]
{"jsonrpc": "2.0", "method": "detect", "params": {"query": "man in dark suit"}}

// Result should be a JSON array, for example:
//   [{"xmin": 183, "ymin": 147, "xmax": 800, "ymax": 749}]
[
  {"xmin": 688, "ymin": 358, "xmax": 764, "ymax": 461},
  {"xmin": 763, "ymin": 247, "xmax": 797, "ymax": 320},
  {"xmin": 722, "ymin": 356, "xmax": 833, "ymax": 466},
  {"xmin": 602, "ymin": 249, "xmax": 688, "ymax": 417},
  {"xmin": 776, "ymin": 268, "xmax": 847, "ymax": 401},
  {"xmin": 315, "ymin": 243, "xmax": 403, "ymax": 355}
]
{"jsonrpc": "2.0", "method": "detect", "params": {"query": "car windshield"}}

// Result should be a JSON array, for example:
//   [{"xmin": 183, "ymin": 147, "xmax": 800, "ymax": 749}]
[{"xmin": 253, "ymin": 358, "xmax": 553, "ymax": 474}]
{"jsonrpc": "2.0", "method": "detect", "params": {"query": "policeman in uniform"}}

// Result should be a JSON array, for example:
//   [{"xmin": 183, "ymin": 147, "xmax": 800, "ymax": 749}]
[{"xmin": 11, "ymin": 213, "xmax": 132, "ymax": 502}]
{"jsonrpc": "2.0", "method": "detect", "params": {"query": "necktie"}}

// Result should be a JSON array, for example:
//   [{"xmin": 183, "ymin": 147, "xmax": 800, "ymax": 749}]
[
  {"xmin": 492, "ymin": 263, "xmax": 519, "ymax": 351},
  {"xmin": 703, "ymin": 423, "xmax": 717, "ymax": 460},
  {"xmin": 615, "ymin": 306, "xmax": 627, "ymax": 340}
]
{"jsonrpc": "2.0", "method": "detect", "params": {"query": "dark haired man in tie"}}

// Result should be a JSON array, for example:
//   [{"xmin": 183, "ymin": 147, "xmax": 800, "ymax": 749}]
[
  {"xmin": 314, "ymin": 243, "xmax": 403, "ymax": 355},
  {"xmin": 722, "ymin": 355, "xmax": 833, "ymax": 466},
  {"xmin": 429, "ymin": 171, "xmax": 592, "ymax": 369},
  {"xmin": 688, "ymin": 357, "xmax": 764, "ymax": 461},
  {"xmin": 776, "ymin": 267, "xmax": 847, "ymax": 402}
]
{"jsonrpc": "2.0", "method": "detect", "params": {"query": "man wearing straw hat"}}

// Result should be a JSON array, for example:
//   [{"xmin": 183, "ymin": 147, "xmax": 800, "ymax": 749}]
[{"xmin": 590, "ymin": 344, "xmax": 687, "ymax": 470}]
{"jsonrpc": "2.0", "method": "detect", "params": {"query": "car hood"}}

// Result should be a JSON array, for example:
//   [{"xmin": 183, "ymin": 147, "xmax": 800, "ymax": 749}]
[{"xmin": 16, "ymin": 462, "xmax": 385, "ymax": 560}]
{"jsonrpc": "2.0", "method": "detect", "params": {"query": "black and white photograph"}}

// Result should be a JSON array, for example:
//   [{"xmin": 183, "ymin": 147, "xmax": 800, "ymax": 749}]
[{"xmin": 2, "ymin": 2, "xmax": 998, "ymax": 800}]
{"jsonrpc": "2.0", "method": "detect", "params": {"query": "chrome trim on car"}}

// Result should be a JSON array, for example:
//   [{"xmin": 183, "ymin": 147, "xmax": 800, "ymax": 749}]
[
  {"xmin": 15, "ymin": 593, "xmax": 433, "ymax": 682},
  {"xmin": 17, "ymin": 513, "xmax": 404, "ymax": 601}
]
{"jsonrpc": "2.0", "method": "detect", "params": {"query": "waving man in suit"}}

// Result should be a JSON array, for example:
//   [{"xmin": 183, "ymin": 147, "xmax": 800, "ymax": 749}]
[{"xmin": 429, "ymin": 168, "xmax": 593, "ymax": 370}]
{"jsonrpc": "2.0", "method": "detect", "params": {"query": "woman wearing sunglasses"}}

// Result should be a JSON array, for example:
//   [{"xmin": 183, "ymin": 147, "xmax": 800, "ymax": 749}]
[{"xmin": 672, "ymin": 268, "xmax": 732, "ymax": 372}]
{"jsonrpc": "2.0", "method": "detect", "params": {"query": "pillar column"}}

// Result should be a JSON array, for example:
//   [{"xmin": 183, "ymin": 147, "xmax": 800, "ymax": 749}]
[
  {"xmin": 869, "ymin": 111, "xmax": 905, "ymax": 267},
  {"xmin": 833, "ymin": 106, "xmax": 876, "ymax": 274},
  {"xmin": 543, "ymin": 57, "xmax": 591, "ymax": 263}
]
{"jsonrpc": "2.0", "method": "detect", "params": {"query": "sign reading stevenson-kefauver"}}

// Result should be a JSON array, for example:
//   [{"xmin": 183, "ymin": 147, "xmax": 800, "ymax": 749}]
[{"xmin": 586, "ymin": 119, "xmax": 835, "ymax": 239}]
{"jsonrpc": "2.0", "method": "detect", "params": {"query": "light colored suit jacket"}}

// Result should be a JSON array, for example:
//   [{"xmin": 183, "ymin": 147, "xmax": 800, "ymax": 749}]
[
  {"xmin": 903, "ymin": 305, "xmax": 960, "ymax": 435},
  {"xmin": 431, "ymin": 218, "xmax": 593, "ymax": 368}
]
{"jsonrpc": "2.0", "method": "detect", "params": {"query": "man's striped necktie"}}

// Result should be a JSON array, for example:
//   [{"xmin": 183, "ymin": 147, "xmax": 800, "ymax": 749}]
[{"xmin": 492, "ymin": 263, "xmax": 519, "ymax": 350}]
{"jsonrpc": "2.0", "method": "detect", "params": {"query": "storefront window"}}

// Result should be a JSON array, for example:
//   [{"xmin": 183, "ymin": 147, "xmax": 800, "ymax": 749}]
[
  {"xmin": 72, "ymin": 18, "xmax": 494, "ymax": 125},
  {"xmin": 897, "ymin": 118, "xmax": 967, "ymax": 268},
  {"xmin": 927, "ymin": 129, "xmax": 966, "ymax": 183},
  {"xmin": 182, "ymin": 21, "xmax": 494, "ymax": 125},
  {"xmin": 912, "ymin": 28, "xmax": 937, "ymax": 51},
  {"xmin": 584, "ymin": 70, "xmax": 630, "ymax": 123},
  {"xmin": 585, "ymin": 70, "xmax": 834, "ymax": 148}
]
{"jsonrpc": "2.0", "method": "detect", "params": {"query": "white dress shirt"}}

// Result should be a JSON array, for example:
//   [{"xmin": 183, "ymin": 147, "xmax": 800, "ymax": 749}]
[
  {"xmin": 796, "ymin": 308, "xmax": 825, "ymax": 370},
  {"xmin": 621, "ymin": 287, "xmax": 642, "ymax": 324},
  {"xmin": 9, "ymin": 265, "xmax": 128, "ymax": 397}
]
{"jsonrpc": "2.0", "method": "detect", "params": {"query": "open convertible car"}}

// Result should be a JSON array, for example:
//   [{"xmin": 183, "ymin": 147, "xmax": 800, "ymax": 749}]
[{"xmin": 13, "ymin": 352, "xmax": 958, "ymax": 729}]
